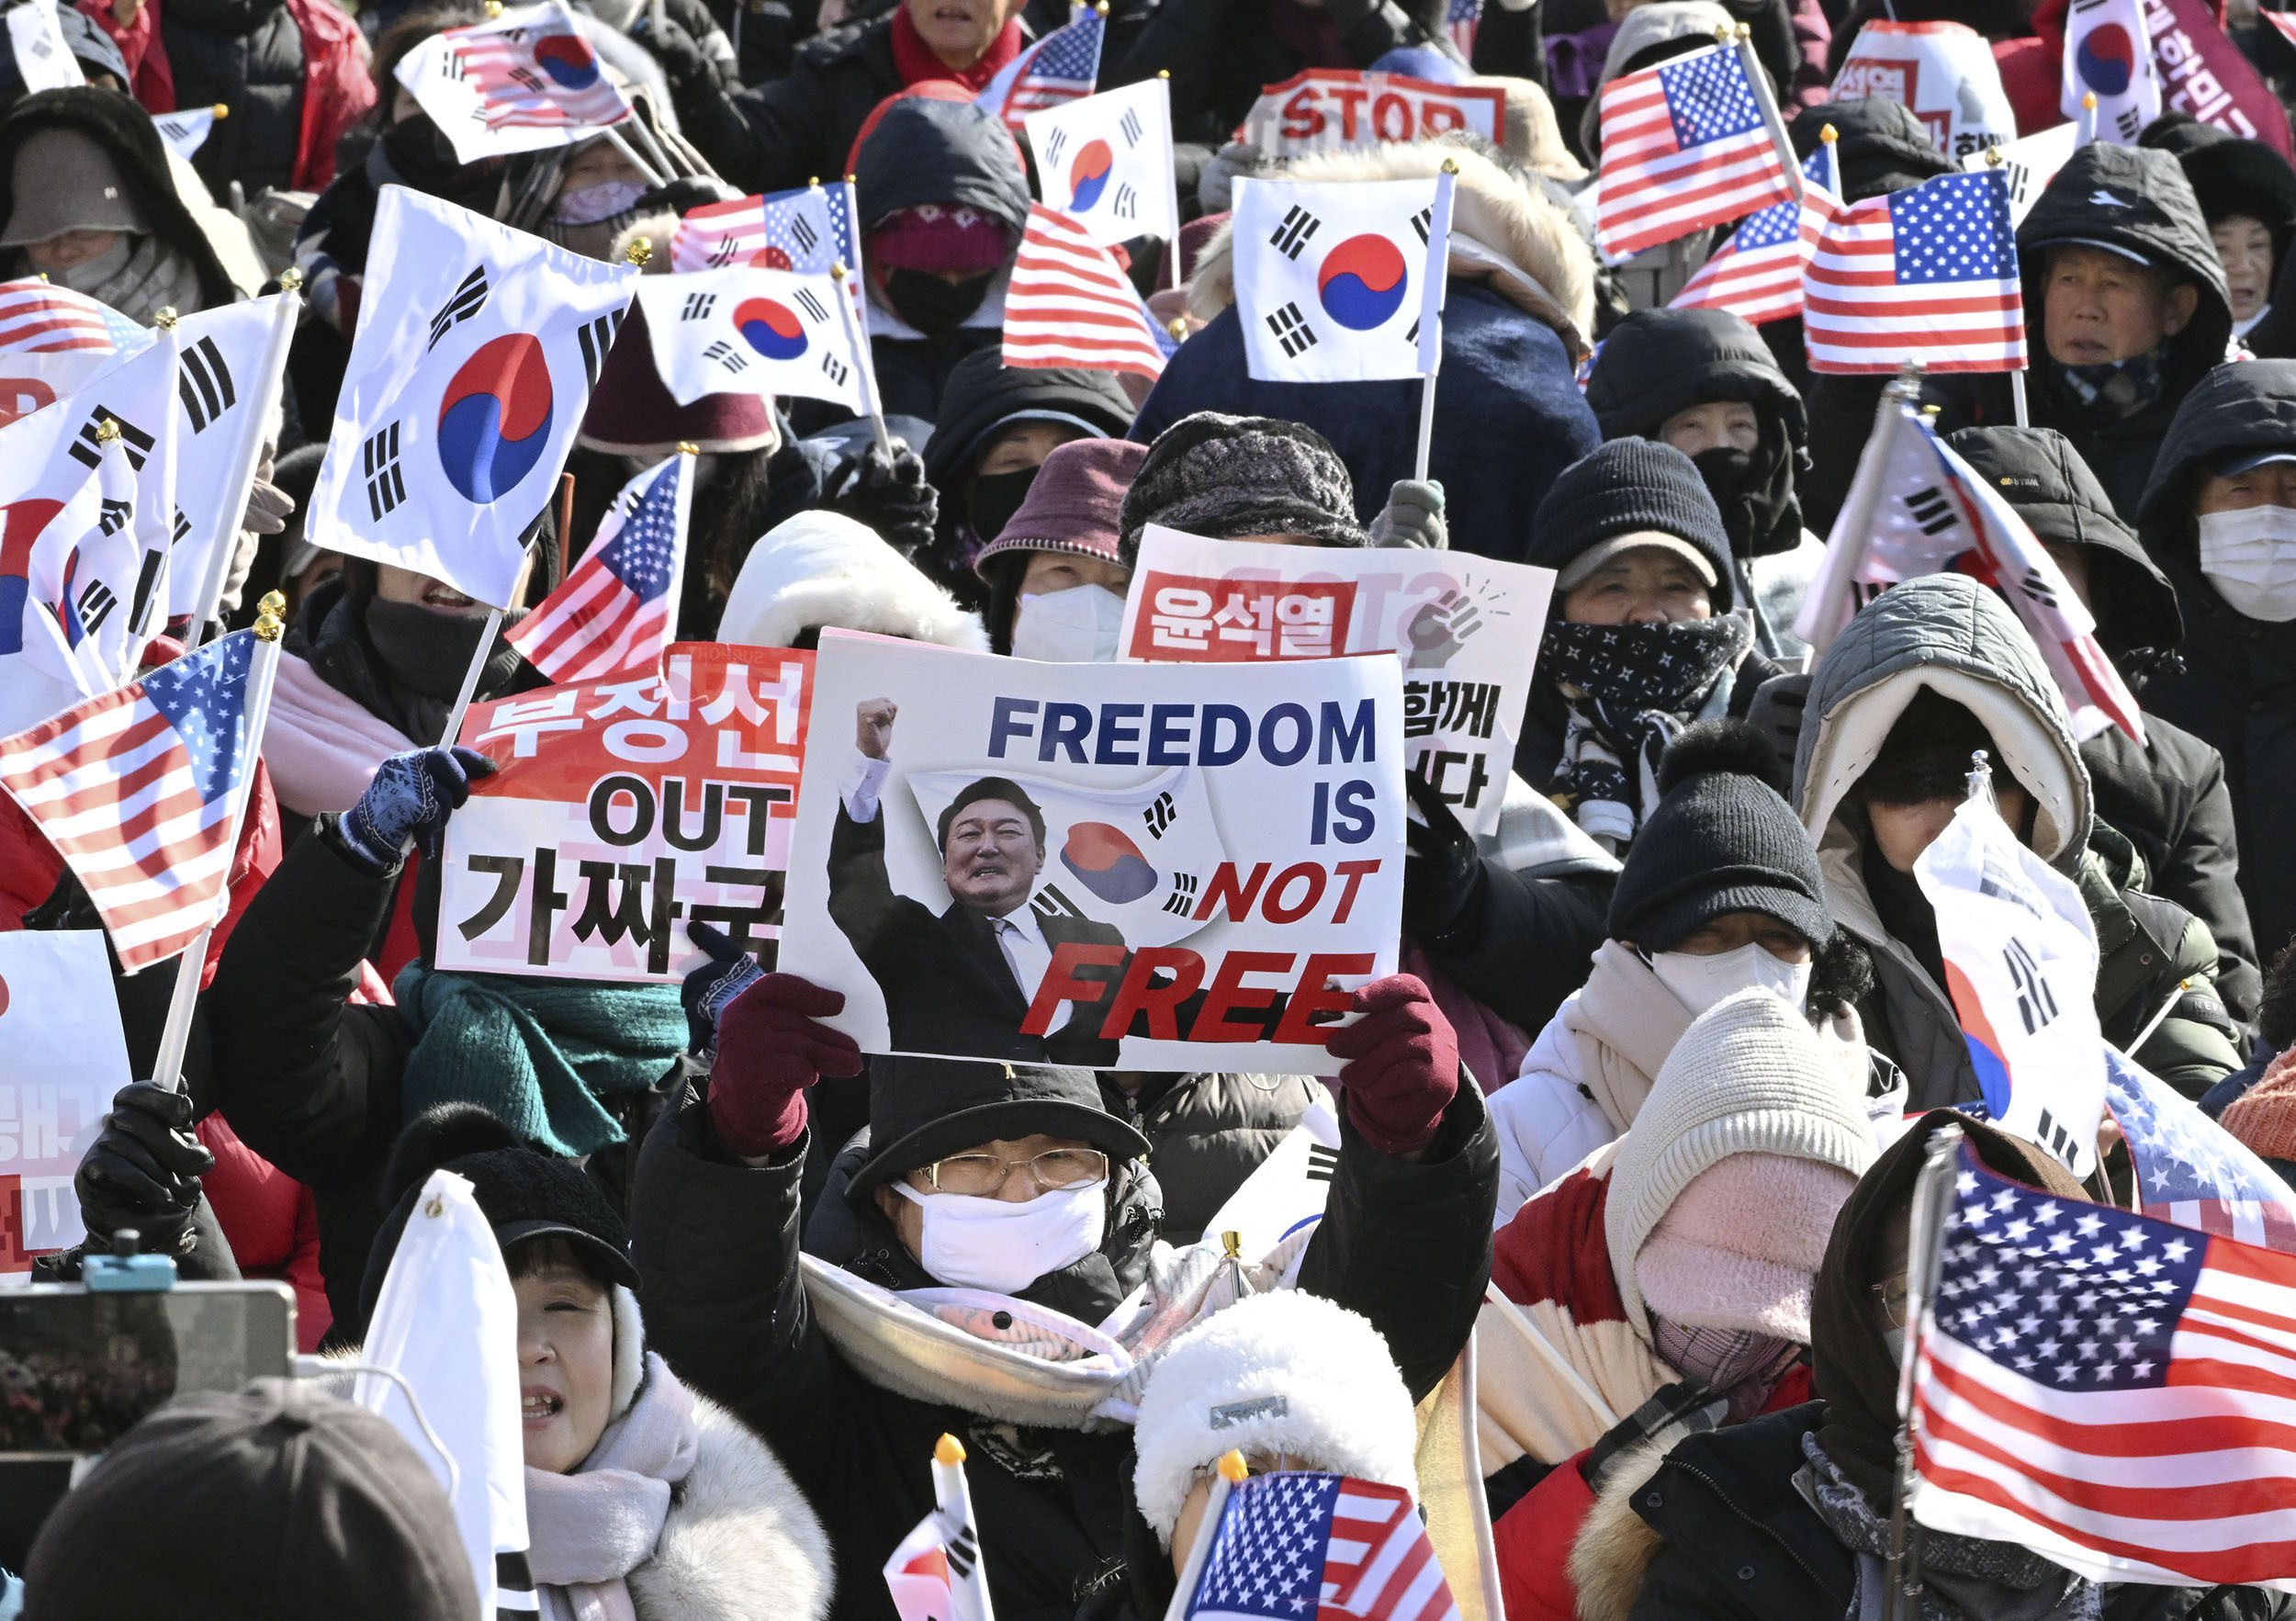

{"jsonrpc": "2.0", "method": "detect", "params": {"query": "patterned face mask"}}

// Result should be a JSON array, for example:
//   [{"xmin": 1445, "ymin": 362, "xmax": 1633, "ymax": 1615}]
[{"xmin": 1650, "ymin": 1316, "xmax": 1800, "ymax": 1393}]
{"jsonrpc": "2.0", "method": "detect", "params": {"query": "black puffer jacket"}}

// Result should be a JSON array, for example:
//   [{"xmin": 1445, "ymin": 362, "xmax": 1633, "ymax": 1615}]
[
  {"xmin": 667, "ymin": 11, "xmax": 905, "ymax": 196},
  {"xmin": 1947, "ymin": 423, "xmax": 2261, "ymax": 1023},
  {"xmin": 626, "ymin": 1073, "xmax": 1498, "ymax": 1621},
  {"xmin": 1097, "ymin": 1071, "xmax": 1319, "ymax": 1245},
  {"xmin": 2137, "ymin": 359, "xmax": 2296, "ymax": 967},
  {"xmin": 162, "ymin": 0, "xmax": 304, "ymax": 201}
]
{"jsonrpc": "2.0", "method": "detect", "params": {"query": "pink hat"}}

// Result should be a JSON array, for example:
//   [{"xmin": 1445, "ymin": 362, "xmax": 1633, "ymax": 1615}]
[
  {"xmin": 974, "ymin": 436, "xmax": 1148, "ymax": 574},
  {"xmin": 1631, "ymin": 1153, "xmax": 1857, "ymax": 1342}
]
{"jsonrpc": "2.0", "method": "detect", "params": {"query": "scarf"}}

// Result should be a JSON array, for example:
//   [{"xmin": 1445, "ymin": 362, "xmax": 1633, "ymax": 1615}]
[
  {"xmin": 2050, "ymin": 343, "xmax": 2170, "ymax": 422},
  {"xmin": 263, "ymin": 651, "xmax": 420, "ymax": 818},
  {"xmin": 1541, "ymin": 615, "xmax": 1751, "ymax": 849},
  {"xmin": 888, "ymin": 5, "xmax": 1024, "ymax": 91},
  {"xmin": 1563, "ymin": 940, "xmax": 1698, "ymax": 1132},
  {"xmin": 289, "ymin": 573, "xmax": 528, "ymax": 746},
  {"xmin": 394, "ymin": 961, "xmax": 687, "ymax": 1155},
  {"xmin": 62, "ymin": 232, "xmax": 203, "ymax": 326},
  {"xmin": 1799, "ymin": 1433, "xmax": 2101, "ymax": 1621},
  {"xmin": 527, "ymin": 1353, "xmax": 702, "ymax": 1621}
]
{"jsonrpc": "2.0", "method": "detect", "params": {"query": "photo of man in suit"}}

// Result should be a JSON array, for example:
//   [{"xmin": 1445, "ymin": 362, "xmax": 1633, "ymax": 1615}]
[{"xmin": 827, "ymin": 697, "xmax": 1131, "ymax": 1065}]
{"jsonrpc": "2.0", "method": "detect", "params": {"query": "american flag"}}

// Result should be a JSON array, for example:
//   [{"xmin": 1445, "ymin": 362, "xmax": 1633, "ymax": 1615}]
[
  {"xmin": 0, "ymin": 279, "xmax": 142, "ymax": 354},
  {"xmin": 1670, "ymin": 141, "xmax": 1840, "ymax": 326},
  {"xmin": 438, "ymin": 3, "xmax": 631, "ymax": 135},
  {"xmin": 670, "ymin": 182, "xmax": 860, "ymax": 276},
  {"xmin": 1004, "ymin": 203, "xmax": 1166, "ymax": 379},
  {"xmin": 1593, "ymin": 42, "xmax": 1796, "ymax": 260},
  {"xmin": 508, "ymin": 452, "xmax": 688, "ymax": 681},
  {"xmin": 974, "ymin": 6, "xmax": 1103, "ymax": 130},
  {"xmin": 1182, "ymin": 1473, "xmax": 1460, "ymax": 1621},
  {"xmin": 1804, "ymin": 168, "xmax": 2025, "ymax": 373},
  {"xmin": 0, "ymin": 630, "xmax": 261, "ymax": 972},
  {"xmin": 1910, "ymin": 1145, "xmax": 2296, "ymax": 1590},
  {"xmin": 1444, "ymin": 0, "xmax": 1481, "ymax": 62},
  {"xmin": 2105, "ymin": 1050, "xmax": 2296, "ymax": 1250}
]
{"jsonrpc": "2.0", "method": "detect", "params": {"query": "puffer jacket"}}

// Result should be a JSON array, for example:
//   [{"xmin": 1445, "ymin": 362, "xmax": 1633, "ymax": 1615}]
[
  {"xmin": 1792, "ymin": 573, "xmax": 2242, "ymax": 1109},
  {"xmin": 1097, "ymin": 1070, "xmax": 1320, "ymax": 1245},
  {"xmin": 2137, "ymin": 359, "xmax": 2296, "ymax": 970}
]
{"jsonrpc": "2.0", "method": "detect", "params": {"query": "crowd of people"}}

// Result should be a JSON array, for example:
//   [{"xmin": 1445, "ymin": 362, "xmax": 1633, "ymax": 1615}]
[{"xmin": 11, "ymin": 0, "xmax": 2296, "ymax": 1616}]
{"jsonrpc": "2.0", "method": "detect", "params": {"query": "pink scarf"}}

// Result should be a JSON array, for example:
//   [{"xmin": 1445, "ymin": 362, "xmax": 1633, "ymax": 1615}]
[{"xmin": 525, "ymin": 1353, "xmax": 702, "ymax": 1621}]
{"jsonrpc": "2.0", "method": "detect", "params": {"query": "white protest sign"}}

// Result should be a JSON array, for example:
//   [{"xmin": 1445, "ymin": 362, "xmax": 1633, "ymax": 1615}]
[
  {"xmin": 437, "ymin": 643, "xmax": 810, "ymax": 983},
  {"xmin": 779, "ymin": 631, "xmax": 1405, "ymax": 1075},
  {"xmin": 1235, "ymin": 68, "xmax": 1505, "ymax": 157},
  {"xmin": 1830, "ymin": 19, "xmax": 2015, "ymax": 161},
  {"xmin": 0, "ymin": 930, "xmax": 130, "ymax": 1278},
  {"xmin": 1118, "ymin": 526, "xmax": 1551, "ymax": 839}
]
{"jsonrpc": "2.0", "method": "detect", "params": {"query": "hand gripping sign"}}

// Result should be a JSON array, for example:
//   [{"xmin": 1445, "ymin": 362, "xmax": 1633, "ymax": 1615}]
[
  {"xmin": 777, "ymin": 632, "xmax": 1405, "ymax": 1075},
  {"xmin": 437, "ymin": 643, "xmax": 809, "ymax": 983}
]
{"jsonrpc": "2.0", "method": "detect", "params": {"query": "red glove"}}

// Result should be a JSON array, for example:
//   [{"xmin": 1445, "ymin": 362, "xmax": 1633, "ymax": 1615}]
[
  {"xmin": 1324, "ymin": 974, "xmax": 1458, "ymax": 1156},
  {"xmin": 708, "ymin": 973, "xmax": 864, "ymax": 1158}
]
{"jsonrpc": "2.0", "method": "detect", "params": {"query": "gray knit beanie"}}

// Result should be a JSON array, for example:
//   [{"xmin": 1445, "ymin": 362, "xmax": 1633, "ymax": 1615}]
[{"xmin": 1117, "ymin": 411, "xmax": 1368, "ymax": 562}]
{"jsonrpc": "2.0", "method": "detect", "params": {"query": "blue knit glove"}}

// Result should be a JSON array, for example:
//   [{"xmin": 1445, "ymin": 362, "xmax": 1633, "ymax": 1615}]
[
  {"xmin": 681, "ymin": 920, "xmax": 764, "ymax": 1057},
  {"xmin": 336, "ymin": 746, "xmax": 494, "ymax": 874}
]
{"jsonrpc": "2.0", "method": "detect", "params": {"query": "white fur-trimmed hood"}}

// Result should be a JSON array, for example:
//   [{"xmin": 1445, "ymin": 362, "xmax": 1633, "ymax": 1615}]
[
  {"xmin": 718, "ymin": 510, "xmax": 990, "ymax": 652},
  {"xmin": 626, "ymin": 1392, "xmax": 838, "ymax": 1621},
  {"xmin": 1188, "ymin": 142, "xmax": 1596, "ymax": 358}
]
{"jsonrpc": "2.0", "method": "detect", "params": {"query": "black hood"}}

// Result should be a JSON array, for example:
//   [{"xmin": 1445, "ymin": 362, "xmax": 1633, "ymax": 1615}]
[
  {"xmin": 922, "ymin": 347, "xmax": 1137, "ymax": 528},
  {"xmin": 2136, "ymin": 357, "xmax": 2296, "ymax": 564},
  {"xmin": 1790, "ymin": 97, "xmax": 1953, "ymax": 202},
  {"xmin": 851, "ymin": 95, "xmax": 1031, "ymax": 237},
  {"xmin": 1945, "ymin": 423, "xmax": 2182, "ymax": 659},
  {"xmin": 2017, "ymin": 142, "xmax": 2234, "ymax": 386},
  {"xmin": 2143, "ymin": 110, "xmax": 2296, "ymax": 239}
]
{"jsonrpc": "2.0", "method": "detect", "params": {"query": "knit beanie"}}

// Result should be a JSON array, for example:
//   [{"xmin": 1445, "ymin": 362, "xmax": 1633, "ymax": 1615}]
[
  {"xmin": 1604, "ymin": 988, "xmax": 1878, "ymax": 1334},
  {"xmin": 1527, "ymin": 439, "xmax": 1737, "ymax": 614},
  {"xmin": 1606, "ymin": 723, "xmax": 1833, "ymax": 953},
  {"xmin": 2222, "ymin": 1046, "xmax": 2296, "ymax": 1179},
  {"xmin": 1634, "ymin": 1153, "xmax": 1856, "ymax": 1341},
  {"xmin": 1131, "ymin": 1290, "xmax": 1419, "ymax": 1548},
  {"xmin": 975, "ymin": 436, "xmax": 1146, "ymax": 570},
  {"xmin": 1118, "ymin": 411, "xmax": 1367, "ymax": 562}
]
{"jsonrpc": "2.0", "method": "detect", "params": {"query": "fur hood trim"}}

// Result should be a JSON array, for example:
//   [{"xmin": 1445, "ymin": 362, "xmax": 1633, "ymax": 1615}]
[
  {"xmin": 613, "ymin": 210, "xmax": 687, "ymax": 272},
  {"xmin": 1567, "ymin": 1435, "xmax": 1672, "ymax": 1621},
  {"xmin": 627, "ymin": 1393, "xmax": 838, "ymax": 1621},
  {"xmin": 719, "ymin": 510, "xmax": 991, "ymax": 652},
  {"xmin": 1188, "ymin": 143, "xmax": 1596, "ymax": 356}
]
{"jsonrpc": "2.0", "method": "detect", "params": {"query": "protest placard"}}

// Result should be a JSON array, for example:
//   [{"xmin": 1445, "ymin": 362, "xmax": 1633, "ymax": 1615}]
[
  {"xmin": 1234, "ymin": 69, "xmax": 1504, "ymax": 158},
  {"xmin": 436, "ymin": 642, "xmax": 809, "ymax": 984},
  {"xmin": 1118, "ymin": 526, "xmax": 1551, "ymax": 838},
  {"xmin": 778, "ymin": 631, "xmax": 1406, "ymax": 1075},
  {"xmin": 1829, "ymin": 20, "xmax": 2015, "ymax": 159},
  {"xmin": 0, "ymin": 930, "xmax": 131, "ymax": 1278}
]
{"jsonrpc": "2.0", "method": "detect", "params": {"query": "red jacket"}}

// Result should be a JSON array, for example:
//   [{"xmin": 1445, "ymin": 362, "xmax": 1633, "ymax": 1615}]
[
  {"xmin": 76, "ymin": 0, "xmax": 374, "ymax": 192},
  {"xmin": 197, "ymin": 1112, "xmax": 331, "ymax": 1350}
]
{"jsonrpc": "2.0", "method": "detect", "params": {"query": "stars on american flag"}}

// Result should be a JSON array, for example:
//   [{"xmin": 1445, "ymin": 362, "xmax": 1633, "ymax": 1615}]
[
  {"xmin": 1658, "ymin": 47, "xmax": 1763, "ymax": 148},
  {"xmin": 596, "ymin": 461, "xmax": 682, "ymax": 600},
  {"xmin": 1889, "ymin": 172, "xmax": 2019, "ymax": 285},
  {"xmin": 1195, "ymin": 1473, "xmax": 1340, "ymax": 1619},
  {"xmin": 142, "ymin": 631, "xmax": 253, "ymax": 805}
]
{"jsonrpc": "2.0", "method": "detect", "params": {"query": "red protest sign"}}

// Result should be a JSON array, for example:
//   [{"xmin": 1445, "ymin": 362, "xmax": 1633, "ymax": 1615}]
[
  {"xmin": 1234, "ymin": 69, "xmax": 1506, "ymax": 157},
  {"xmin": 2144, "ymin": 0, "xmax": 2293, "ymax": 157}
]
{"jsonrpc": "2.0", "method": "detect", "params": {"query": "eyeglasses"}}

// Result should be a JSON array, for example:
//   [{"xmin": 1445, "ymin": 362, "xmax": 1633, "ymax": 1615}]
[
  {"xmin": 910, "ymin": 1148, "xmax": 1110, "ymax": 1197},
  {"xmin": 1871, "ymin": 1274, "xmax": 1912, "ymax": 1330}
]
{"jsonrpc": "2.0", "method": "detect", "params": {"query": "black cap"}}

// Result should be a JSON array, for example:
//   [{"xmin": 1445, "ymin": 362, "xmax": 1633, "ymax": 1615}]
[
  {"xmin": 847, "ymin": 1054, "xmax": 1151, "ymax": 1207},
  {"xmin": 23, "ymin": 1379, "xmax": 480, "ymax": 1621},
  {"xmin": 1527, "ymin": 439, "xmax": 1738, "ymax": 613}
]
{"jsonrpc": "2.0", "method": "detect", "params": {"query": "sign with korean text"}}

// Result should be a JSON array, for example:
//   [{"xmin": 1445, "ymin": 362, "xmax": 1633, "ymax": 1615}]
[
  {"xmin": 0, "ymin": 930, "xmax": 131, "ymax": 1279},
  {"xmin": 2143, "ymin": 0, "xmax": 2293, "ymax": 157},
  {"xmin": 1829, "ymin": 19, "xmax": 2015, "ymax": 160},
  {"xmin": 1235, "ymin": 68, "xmax": 1504, "ymax": 157},
  {"xmin": 1118, "ymin": 526, "xmax": 1551, "ymax": 838},
  {"xmin": 778, "ymin": 632, "xmax": 1405, "ymax": 1075},
  {"xmin": 437, "ymin": 643, "xmax": 810, "ymax": 983}
]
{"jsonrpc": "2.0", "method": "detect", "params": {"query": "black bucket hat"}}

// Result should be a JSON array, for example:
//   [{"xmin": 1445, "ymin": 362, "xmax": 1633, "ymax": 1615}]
[{"xmin": 846, "ymin": 1054, "xmax": 1151, "ymax": 1207}]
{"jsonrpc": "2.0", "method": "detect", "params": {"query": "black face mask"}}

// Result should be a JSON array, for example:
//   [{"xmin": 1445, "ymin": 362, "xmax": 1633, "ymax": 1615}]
[
  {"xmin": 380, "ymin": 114, "xmax": 467, "ymax": 187},
  {"xmin": 885, "ymin": 268, "xmax": 991, "ymax": 337},
  {"xmin": 1689, "ymin": 427, "xmax": 1801, "ymax": 560},
  {"xmin": 1690, "ymin": 444, "xmax": 1754, "ymax": 506},
  {"xmin": 363, "ymin": 596, "xmax": 496, "ymax": 700},
  {"xmin": 967, "ymin": 465, "xmax": 1038, "ymax": 542}
]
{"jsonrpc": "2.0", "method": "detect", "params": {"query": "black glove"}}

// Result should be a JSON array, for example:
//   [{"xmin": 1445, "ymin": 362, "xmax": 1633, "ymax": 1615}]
[
  {"xmin": 1742, "ymin": 670, "xmax": 1813, "ymax": 769},
  {"xmin": 75, "ymin": 1083, "xmax": 214, "ymax": 1252},
  {"xmin": 827, "ymin": 444, "xmax": 940, "ymax": 561},
  {"xmin": 626, "ymin": 13, "xmax": 715, "ymax": 96},
  {"xmin": 1401, "ymin": 771, "xmax": 1486, "ymax": 940}
]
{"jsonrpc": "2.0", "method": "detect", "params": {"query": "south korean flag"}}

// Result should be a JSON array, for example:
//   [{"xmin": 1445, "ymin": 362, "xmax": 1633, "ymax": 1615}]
[
  {"xmin": 633, "ymin": 265, "xmax": 874, "ymax": 414},
  {"xmin": 165, "ymin": 293, "xmax": 298, "ymax": 622},
  {"xmin": 1231, "ymin": 170, "xmax": 1455, "ymax": 384},
  {"xmin": 152, "ymin": 104, "xmax": 223, "ymax": 163},
  {"xmin": 1023, "ymin": 79, "xmax": 1179, "ymax": 252},
  {"xmin": 307, "ymin": 185, "xmax": 636, "ymax": 611}
]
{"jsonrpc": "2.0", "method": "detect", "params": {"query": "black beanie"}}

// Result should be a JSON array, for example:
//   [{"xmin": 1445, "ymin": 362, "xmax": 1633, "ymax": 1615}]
[
  {"xmin": 1527, "ymin": 439, "xmax": 1738, "ymax": 614},
  {"xmin": 1605, "ymin": 722, "xmax": 1832, "ymax": 952}
]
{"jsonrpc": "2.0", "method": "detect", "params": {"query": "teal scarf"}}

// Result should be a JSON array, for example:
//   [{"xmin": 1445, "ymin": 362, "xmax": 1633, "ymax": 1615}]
[{"xmin": 394, "ymin": 961, "xmax": 685, "ymax": 1155}]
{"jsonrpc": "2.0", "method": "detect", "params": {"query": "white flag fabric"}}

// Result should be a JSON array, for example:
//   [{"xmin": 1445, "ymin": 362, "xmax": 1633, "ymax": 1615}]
[
  {"xmin": 633, "ymin": 265, "xmax": 871, "ymax": 412},
  {"xmin": 7, "ymin": 0, "xmax": 82, "ymax": 94},
  {"xmin": 2062, "ymin": 0, "xmax": 2161, "ymax": 142},
  {"xmin": 393, "ymin": 0, "xmax": 634, "ymax": 165},
  {"xmin": 309, "ymin": 185, "xmax": 636, "ymax": 609},
  {"xmin": 151, "ymin": 104, "xmax": 222, "ymax": 163},
  {"xmin": 1914, "ymin": 789, "xmax": 2107, "ymax": 1178},
  {"xmin": 0, "ymin": 929, "xmax": 132, "ymax": 1275},
  {"xmin": 166, "ymin": 293, "xmax": 297, "ymax": 621},
  {"xmin": 1230, "ymin": 171, "xmax": 1455, "ymax": 383},
  {"xmin": 355, "ymin": 1170, "xmax": 535, "ymax": 1617},
  {"xmin": 1957, "ymin": 122, "xmax": 2079, "ymax": 227},
  {"xmin": 1023, "ymin": 78, "xmax": 1180, "ymax": 250}
]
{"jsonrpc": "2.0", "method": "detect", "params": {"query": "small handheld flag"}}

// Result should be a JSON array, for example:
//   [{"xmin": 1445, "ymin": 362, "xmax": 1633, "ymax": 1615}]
[
  {"xmin": 0, "ymin": 278, "xmax": 145, "ymax": 355},
  {"xmin": 633, "ymin": 265, "xmax": 872, "ymax": 411},
  {"xmin": 1593, "ymin": 38, "xmax": 1798, "ymax": 260},
  {"xmin": 6, "ymin": 0, "xmax": 82, "ymax": 95},
  {"xmin": 2105, "ymin": 1051, "xmax": 2296, "ymax": 1249},
  {"xmin": 152, "ymin": 104, "xmax": 226, "ymax": 163},
  {"xmin": 1176, "ymin": 1469, "xmax": 1461, "ymax": 1621},
  {"xmin": 1230, "ymin": 169, "xmax": 1455, "ymax": 384},
  {"xmin": 508, "ymin": 449, "xmax": 692, "ymax": 681},
  {"xmin": 884, "ymin": 1435, "xmax": 996, "ymax": 1621},
  {"xmin": 395, "ymin": 0, "xmax": 635, "ymax": 164},
  {"xmin": 2061, "ymin": 0, "xmax": 2160, "ymax": 143},
  {"xmin": 670, "ymin": 181, "xmax": 861, "ymax": 278},
  {"xmin": 1803, "ymin": 167, "xmax": 2025, "ymax": 374},
  {"xmin": 1004, "ymin": 204, "xmax": 1168, "ymax": 381},
  {"xmin": 1024, "ymin": 78, "xmax": 1180, "ymax": 251},
  {"xmin": 1670, "ymin": 133, "xmax": 1840, "ymax": 325},
  {"xmin": 974, "ymin": 4, "xmax": 1103, "ymax": 132}
]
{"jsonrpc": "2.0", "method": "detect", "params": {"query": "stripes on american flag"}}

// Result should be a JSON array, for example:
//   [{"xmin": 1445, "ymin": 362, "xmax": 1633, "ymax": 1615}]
[
  {"xmin": 1004, "ymin": 204, "xmax": 1165, "ymax": 379},
  {"xmin": 1444, "ymin": 0, "xmax": 1481, "ymax": 62},
  {"xmin": 670, "ymin": 182, "xmax": 859, "ymax": 276},
  {"xmin": 444, "ymin": 12, "xmax": 631, "ymax": 133},
  {"xmin": 1911, "ymin": 1145, "xmax": 2296, "ymax": 1589},
  {"xmin": 1593, "ymin": 42, "xmax": 1795, "ymax": 260},
  {"xmin": 0, "ymin": 279, "xmax": 140, "ymax": 354},
  {"xmin": 507, "ymin": 451, "xmax": 687, "ymax": 682},
  {"xmin": 1669, "ymin": 142, "xmax": 1839, "ymax": 325},
  {"xmin": 2106, "ymin": 1051, "xmax": 2296, "ymax": 1251},
  {"xmin": 1184, "ymin": 1472, "xmax": 1459, "ymax": 1621},
  {"xmin": 0, "ymin": 630, "xmax": 257, "ymax": 971},
  {"xmin": 1804, "ymin": 167, "xmax": 2025, "ymax": 374},
  {"xmin": 974, "ymin": 5, "xmax": 1103, "ymax": 129}
]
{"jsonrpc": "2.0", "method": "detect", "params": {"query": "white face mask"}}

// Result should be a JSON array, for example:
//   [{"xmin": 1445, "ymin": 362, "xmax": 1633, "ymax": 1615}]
[
  {"xmin": 1884, "ymin": 1325, "xmax": 1908, "ymax": 1367},
  {"xmin": 1010, "ymin": 583, "xmax": 1126, "ymax": 663},
  {"xmin": 1647, "ymin": 940, "xmax": 1813, "ymax": 1018},
  {"xmin": 2198, "ymin": 505, "xmax": 2296, "ymax": 622},
  {"xmin": 894, "ymin": 1179, "xmax": 1108, "ymax": 1295}
]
